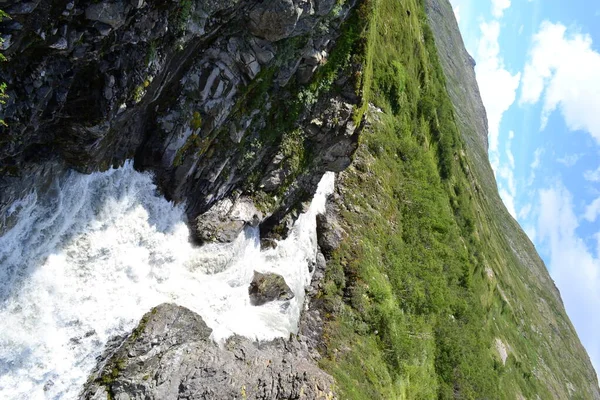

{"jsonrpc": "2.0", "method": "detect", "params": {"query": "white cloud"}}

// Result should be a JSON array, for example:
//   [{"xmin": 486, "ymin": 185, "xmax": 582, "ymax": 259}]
[
  {"xmin": 520, "ymin": 22, "xmax": 600, "ymax": 143},
  {"xmin": 476, "ymin": 20, "xmax": 521, "ymax": 220},
  {"xmin": 492, "ymin": 130, "xmax": 517, "ymax": 218},
  {"xmin": 531, "ymin": 147, "xmax": 544, "ymax": 170},
  {"xmin": 475, "ymin": 21, "xmax": 521, "ymax": 152},
  {"xmin": 449, "ymin": 0, "xmax": 473, "ymax": 30},
  {"xmin": 585, "ymin": 166, "xmax": 600, "ymax": 182},
  {"xmin": 506, "ymin": 130, "xmax": 515, "ymax": 168},
  {"xmin": 527, "ymin": 147, "xmax": 544, "ymax": 185},
  {"xmin": 584, "ymin": 197, "xmax": 600, "ymax": 222},
  {"xmin": 537, "ymin": 184, "xmax": 600, "ymax": 378},
  {"xmin": 519, "ymin": 203, "xmax": 532, "ymax": 220},
  {"xmin": 524, "ymin": 224, "xmax": 537, "ymax": 242},
  {"xmin": 557, "ymin": 153, "xmax": 583, "ymax": 167},
  {"xmin": 452, "ymin": 4, "xmax": 461, "ymax": 24},
  {"xmin": 491, "ymin": 0, "xmax": 511, "ymax": 18},
  {"xmin": 500, "ymin": 188, "xmax": 517, "ymax": 218}
]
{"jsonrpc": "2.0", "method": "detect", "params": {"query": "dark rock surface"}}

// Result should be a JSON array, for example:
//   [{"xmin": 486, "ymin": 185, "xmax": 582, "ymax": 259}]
[
  {"xmin": 0, "ymin": 0, "xmax": 362, "ymax": 239},
  {"xmin": 248, "ymin": 271, "xmax": 294, "ymax": 305},
  {"xmin": 80, "ymin": 303, "xmax": 335, "ymax": 400},
  {"xmin": 316, "ymin": 195, "xmax": 345, "ymax": 256}
]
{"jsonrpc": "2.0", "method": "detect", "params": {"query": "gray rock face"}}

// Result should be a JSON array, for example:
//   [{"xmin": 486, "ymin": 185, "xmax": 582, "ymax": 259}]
[
  {"xmin": 81, "ymin": 303, "xmax": 335, "ymax": 400},
  {"xmin": 248, "ymin": 271, "xmax": 294, "ymax": 305},
  {"xmin": 0, "ymin": 0, "xmax": 361, "ymax": 240}
]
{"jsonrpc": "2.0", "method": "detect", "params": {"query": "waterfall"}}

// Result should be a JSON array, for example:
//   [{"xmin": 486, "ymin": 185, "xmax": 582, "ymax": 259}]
[{"xmin": 0, "ymin": 162, "xmax": 334, "ymax": 400}]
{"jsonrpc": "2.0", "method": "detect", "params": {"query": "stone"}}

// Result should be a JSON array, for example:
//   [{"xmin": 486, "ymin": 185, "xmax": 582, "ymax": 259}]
[
  {"xmin": 250, "ymin": 38, "xmax": 275, "ymax": 64},
  {"xmin": 6, "ymin": 1, "xmax": 41, "ymax": 15},
  {"xmin": 193, "ymin": 197, "xmax": 263, "ymax": 243},
  {"xmin": 316, "ymin": 199, "xmax": 344, "ymax": 256},
  {"xmin": 246, "ymin": 60, "xmax": 261, "ymax": 78},
  {"xmin": 85, "ymin": 3, "xmax": 127, "ymax": 28},
  {"xmin": 298, "ymin": 64, "xmax": 318, "ymax": 84},
  {"xmin": 49, "ymin": 37, "xmax": 68, "ymax": 50},
  {"xmin": 81, "ymin": 304, "xmax": 334, "ymax": 400},
  {"xmin": 130, "ymin": 0, "xmax": 144, "ymax": 9},
  {"xmin": 248, "ymin": 0, "xmax": 301, "ymax": 42},
  {"xmin": 0, "ymin": 35, "xmax": 12, "ymax": 51},
  {"xmin": 260, "ymin": 238, "xmax": 278, "ymax": 250},
  {"xmin": 248, "ymin": 271, "xmax": 294, "ymax": 306},
  {"xmin": 315, "ymin": 0, "xmax": 337, "ymax": 16}
]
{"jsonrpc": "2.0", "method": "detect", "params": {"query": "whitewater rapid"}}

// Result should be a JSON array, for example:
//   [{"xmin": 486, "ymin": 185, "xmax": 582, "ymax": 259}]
[{"xmin": 0, "ymin": 162, "xmax": 334, "ymax": 400}]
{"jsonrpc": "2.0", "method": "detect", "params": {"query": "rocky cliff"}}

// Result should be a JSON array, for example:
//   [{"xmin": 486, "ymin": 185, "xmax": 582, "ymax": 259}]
[{"xmin": 0, "ymin": 0, "xmax": 363, "ymax": 241}]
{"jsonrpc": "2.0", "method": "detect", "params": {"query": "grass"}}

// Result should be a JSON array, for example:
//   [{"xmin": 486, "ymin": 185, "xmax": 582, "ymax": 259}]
[{"xmin": 316, "ymin": 0, "xmax": 599, "ymax": 398}]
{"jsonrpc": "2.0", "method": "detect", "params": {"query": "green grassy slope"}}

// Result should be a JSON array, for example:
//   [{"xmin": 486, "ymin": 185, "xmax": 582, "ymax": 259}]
[{"xmin": 315, "ymin": 0, "xmax": 600, "ymax": 398}]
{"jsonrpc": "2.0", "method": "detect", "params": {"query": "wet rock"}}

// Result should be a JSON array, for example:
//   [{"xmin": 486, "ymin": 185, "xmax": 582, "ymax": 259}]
[
  {"xmin": 193, "ymin": 196, "xmax": 263, "ymax": 243},
  {"xmin": 248, "ymin": 271, "xmax": 294, "ymax": 306},
  {"xmin": 81, "ymin": 303, "xmax": 334, "ymax": 400},
  {"xmin": 261, "ymin": 237, "xmax": 278, "ymax": 250}
]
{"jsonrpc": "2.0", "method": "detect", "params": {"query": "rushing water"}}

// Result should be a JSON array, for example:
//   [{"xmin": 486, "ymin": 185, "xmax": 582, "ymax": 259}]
[{"xmin": 0, "ymin": 162, "xmax": 334, "ymax": 399}]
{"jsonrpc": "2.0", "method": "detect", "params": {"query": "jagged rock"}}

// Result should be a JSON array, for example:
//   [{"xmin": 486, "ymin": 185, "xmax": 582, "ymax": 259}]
[
  {"xmin": 81, "ymin": 303, "xmax": 334, "ymax": 400},
  {"xmin": 248, "ymin": 271, "xmax": 294, "ymax": 306},
  {"xmin": 192, "ymin": 196, "xmax": 262, "ymax": 243}
]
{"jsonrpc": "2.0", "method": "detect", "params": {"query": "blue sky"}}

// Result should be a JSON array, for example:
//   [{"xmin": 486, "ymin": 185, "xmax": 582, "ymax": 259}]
[{"xmin": 449, "ymin": 0, "xmax": 600, "ymax": 379}]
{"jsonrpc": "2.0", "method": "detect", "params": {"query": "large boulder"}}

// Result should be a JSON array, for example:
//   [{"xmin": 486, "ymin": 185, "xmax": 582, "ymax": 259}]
[
  {"xmin": 81, "ymin": 303, "xmax": 334, "ymax": 400},
  {"xmin": 192, "ymin": 196, "xmax": 262, "ymax": 243},
  {"xmin": 248, "ymin": 0, "xmax": 301, "ymax": 42},
  {"xmin": 248, "ymin": 271, "xmax": 294, "ymax": 306}
]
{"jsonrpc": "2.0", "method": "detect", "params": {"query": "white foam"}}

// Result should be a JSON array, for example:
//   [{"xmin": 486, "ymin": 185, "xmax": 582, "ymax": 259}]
[{"xmin": 0, "ymin": 162, "xmax": 334, "ymax": 400}]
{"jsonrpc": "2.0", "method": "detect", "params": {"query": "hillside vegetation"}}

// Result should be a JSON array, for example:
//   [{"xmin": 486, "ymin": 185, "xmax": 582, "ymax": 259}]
[{"xmin": 316, "ymin": 0, "xmax": 600, "ymax": 398}]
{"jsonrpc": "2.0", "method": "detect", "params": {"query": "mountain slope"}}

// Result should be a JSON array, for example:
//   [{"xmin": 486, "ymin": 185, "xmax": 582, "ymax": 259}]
[
  {"xmin": 424, "ymin": 0, "xmax": 600, "ymax": 397},
  {"xmin": 316, "ymin": 0, "xmax": 600, "ymax": 398}
]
